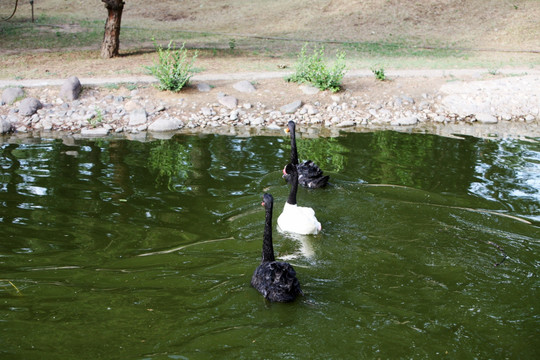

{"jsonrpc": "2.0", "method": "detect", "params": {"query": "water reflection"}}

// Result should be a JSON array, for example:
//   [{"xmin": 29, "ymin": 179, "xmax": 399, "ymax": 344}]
[
  {"xmin": 469, "ymin": 137, "xmax": 540, "ymax": 221},
  {"xmin": 0, "ymin": 131, "xmax": 538, "ymax": 359}
]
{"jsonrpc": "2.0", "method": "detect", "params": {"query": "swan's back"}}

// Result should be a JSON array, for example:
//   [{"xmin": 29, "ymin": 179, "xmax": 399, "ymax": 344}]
[
  {"xmin": 278, "ymin": 202, "xmax": 321, "ymax": 235},
  {"xmin": 251, "ymin": 261, "xmax": 302, "ymax": 302},
  {"xmin": 283, "ymin": 161, "xmax": 329, "ymax": 189}
]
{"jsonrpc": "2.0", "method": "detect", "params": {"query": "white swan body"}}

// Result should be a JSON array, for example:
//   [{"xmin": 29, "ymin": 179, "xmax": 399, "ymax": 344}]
[{"xmin": 277, "ymin": 202, "xmax": 321, "ymax": 235}]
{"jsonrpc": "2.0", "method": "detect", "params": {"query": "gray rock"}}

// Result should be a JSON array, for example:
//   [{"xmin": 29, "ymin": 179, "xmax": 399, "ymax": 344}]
[
  {"xmin": 41, "ymin": 118, "xmax": 53, "ymax": 130},
  {"xmin": 60, "ymin": 76, "xmax": 82, "ymax": 101},
  {"xmin": 2, "ymin": 87, "xmax": 24, "ymax": 105},
  {"xmin": 201, "ymin": 107, "xmax": 215, "ymax": 116},
  {"xmin": 233, "ymin": 80, "xmax": 256, "ymax": 93},
  {"xmin": 148, "ymin": 117, "xmax": 183, "ymax": 132},
  {"xmin": 250, "ymin": 117, "xmax": 264, "ymax": 126},
  {"xmin": 218, "ymin": 95, "xmax": 238, "ymax": 109},
  {"xmin": 19, "ymin": 97, "xmax": 43, "ymax": 116},
  {"xmin": 1, "ymin": 117, "xmax": 12, "ymax": 133},
  {"xmin": 299, "ymin": 85, "xmax": 320, "ymax": 95},
  {"xmin": 128, "ymin": 108, "xmax": 147, "ymax": 126},
  {"xmin": 391, "ymin": 116, "xmax": 418, "ymax": 126},
  {"xmin": 81, "ymin": 127, "xmax": 110, "ymax": 137},
  {"xmin": 475, "ymin": 113, "xmax": 497, "ymax": 124},
  {"xmin": 280, "ymin": 100, "xmax": 302, "ymax": 114},
  {"xmin": 197, "ymin": 83, "xmax": 212, "ymax": 92},
  {"xmin": 124, "ymin": 100, "xmax": 141, "ymax": 112},
  {"xmin": 401, "ymin": 95, "xmax": 415, "ymax": 104},
  {"xmin": 304, "ymin": 104, "xmax": 319, "ymax": 115}
]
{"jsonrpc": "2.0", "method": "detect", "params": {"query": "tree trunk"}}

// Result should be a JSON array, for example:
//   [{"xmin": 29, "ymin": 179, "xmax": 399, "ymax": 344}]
[{"xmin": 100, "ymin": 0, "xmax": 125, "ymax": 59}]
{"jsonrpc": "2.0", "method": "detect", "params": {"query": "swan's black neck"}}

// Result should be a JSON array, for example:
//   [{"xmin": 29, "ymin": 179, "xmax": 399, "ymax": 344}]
[
  {"xmin": 289, "ymin": 122, "xmax": 299, "ymax": 166},
  {"xmin": 262, "ymin": 199, "xmax": 275, "ymax": 263},
  {"xmin": 287, "ymin": 166, "xmax": 298, "ymax": 206}
]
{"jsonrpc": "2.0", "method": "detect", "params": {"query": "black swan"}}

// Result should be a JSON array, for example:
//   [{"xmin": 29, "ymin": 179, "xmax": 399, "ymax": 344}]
[
  {"xmin": 284, "ymin": 120, "xmax": 329, "ymax": 189},
  {"xmin": 251, "ymin": 193, "xmax": 303, "ymax": 302},
  {"xmin": 277, "ymin": 164, "xmax": 321, "ymax": 235}
]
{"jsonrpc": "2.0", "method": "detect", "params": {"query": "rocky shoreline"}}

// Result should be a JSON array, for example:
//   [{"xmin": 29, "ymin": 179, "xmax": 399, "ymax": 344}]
[{"xmin": 1, "ymin": 70, "xmax": 539, "ymax": 142}]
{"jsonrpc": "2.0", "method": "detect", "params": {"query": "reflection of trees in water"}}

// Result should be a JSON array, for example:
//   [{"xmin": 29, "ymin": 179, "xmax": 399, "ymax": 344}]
[
  {"xmin": 367, "ymin": 131, "xmax": 478, "ymax": 193},
  {"xmin": 1, "ymin": 143, "xmax": 22, "ymax": 225},
  {"xmin": 282, "ymin": 137, "xmax": 348, "ymax": 172},
  {"xmin": 148, "ymin": 139, "xmax": 191, "ymax": 190}
]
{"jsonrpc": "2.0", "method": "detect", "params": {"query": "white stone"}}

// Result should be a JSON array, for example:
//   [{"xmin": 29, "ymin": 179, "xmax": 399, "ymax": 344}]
[
  {"xmin": 525, "ymin": 114, "xmax": 535, "ymax": 122},
  {"xmin": 81, "ymin": 127, "xmax": 110, "ymax": 136},
  {"xmin": 336, "ymin": 120, "xmax": 356, "ymax": 128},
  {"xmin": 250, "ymin": 117, "xmax": 264, "ymax": 126},
  {"xmin": 148, "ymin": 117, "xmax": 183, "ymax": 132},
  {"xmin": 390, "ymin": 116, "xmax": 418, "ymax": 126},
  {"xmin": 129, "ymin": 108, "xmax": 147, "ymax": 126},
  {"xmin": 267, "ymin": 123, "xmax": 281, "ymax": 130},
  {"xmin": 475, "ymin": 113, "xmax": 498, "ymax": 124}
]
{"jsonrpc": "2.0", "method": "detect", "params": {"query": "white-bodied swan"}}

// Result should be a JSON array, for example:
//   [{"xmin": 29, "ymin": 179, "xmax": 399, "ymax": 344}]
[{"xmin": 278, "ymin": 163, "xmax": 322, "ymax": 235}]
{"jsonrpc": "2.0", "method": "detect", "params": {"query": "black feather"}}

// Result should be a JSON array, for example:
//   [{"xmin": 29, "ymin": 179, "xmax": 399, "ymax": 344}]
[
  {"xmin": 251, "ymin": 193, "xmax": 303, "ymax": 302},
  {"xmin": 285, "ymin": 121, "xmax": 329, "ymax": 189}
]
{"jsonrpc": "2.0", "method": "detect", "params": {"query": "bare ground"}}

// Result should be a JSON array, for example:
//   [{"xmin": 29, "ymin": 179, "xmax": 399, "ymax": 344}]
[{"xmin": 1, "ymin": 0, "xmax": 539, "ymax": 78}]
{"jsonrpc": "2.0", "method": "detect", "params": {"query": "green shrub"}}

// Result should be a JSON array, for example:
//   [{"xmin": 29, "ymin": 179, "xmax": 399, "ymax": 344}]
[
  {"xmin": 228, "ymin": 38, "xmax": 236, "ymax": 51},
  {"xmin": 287, "ymin": 44, "xmax": 346, "ymax": 92},
  {"xmin": 371, "ymin": 66, "xmax": 386, "ymax": 81},
  {"xmin": 146, "ymin": 40, "xmax": 198, "ymax": 92}
]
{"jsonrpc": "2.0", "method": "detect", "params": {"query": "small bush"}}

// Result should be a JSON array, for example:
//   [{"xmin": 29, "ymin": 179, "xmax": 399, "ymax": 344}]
[
  {"xmin": 287, "ymin": 44, "xmax": 346, "ymax": 92},
  {"xmin": 371, "ymin": 66, "xmax": 386, "ymax": 81},
  {"xmin": 146, "ymin": 40, "xmax": 198, "ymax": 92},
  {"xmin": 228, "ymin": 38, "xmax": 236, "ymax": 51}
]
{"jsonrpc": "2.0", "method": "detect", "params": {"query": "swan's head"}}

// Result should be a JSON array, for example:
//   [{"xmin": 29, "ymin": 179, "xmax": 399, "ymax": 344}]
[
  {"xmin": 262, "ymin": 193, "xmax": 274, "ymax": 209},
  {"xmin": 283, "ymin": 163, "xmax": 297, "ymax": 176},
  {"xmin": 285, "ymin": 120, "xmax": 296, "ymax": 134}
]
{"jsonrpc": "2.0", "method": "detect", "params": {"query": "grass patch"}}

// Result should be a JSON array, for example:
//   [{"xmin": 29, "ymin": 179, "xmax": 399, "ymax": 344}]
[
  {"xmin": 89, "ymin": 107, "xmax": 103, "ymax": 127},
  {"xmin": 0, "ymin": 16, "xmax": 103, "ymax": 50},
  {"xmin": 344, "ymin": 39, "xmax": 465, "ymax": 59}
]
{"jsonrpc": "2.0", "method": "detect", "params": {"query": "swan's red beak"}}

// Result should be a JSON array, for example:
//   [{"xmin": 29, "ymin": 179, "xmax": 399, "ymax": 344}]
[
  {"xmin": 282, "ymin": 166, "xmax": 287, "ymax": 175},
  {"xmin": 285, "ymin": 127, "xmax": 290, "ymax": 133},
  {"xmin": 261, "ymin": 201, "xmax": 265, "ymax": 206}
]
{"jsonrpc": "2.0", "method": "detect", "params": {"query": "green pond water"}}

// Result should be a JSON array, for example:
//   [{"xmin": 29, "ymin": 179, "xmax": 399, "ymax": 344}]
[{"xmin": 1, "ymin": 131, "xmax": 538, "ymax": 359}]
